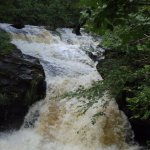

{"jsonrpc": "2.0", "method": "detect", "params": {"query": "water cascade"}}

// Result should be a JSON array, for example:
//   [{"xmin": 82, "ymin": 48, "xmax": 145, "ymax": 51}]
[{"xmin": 0, "ymin": 23, "xmax": 140, "ymax": 150}]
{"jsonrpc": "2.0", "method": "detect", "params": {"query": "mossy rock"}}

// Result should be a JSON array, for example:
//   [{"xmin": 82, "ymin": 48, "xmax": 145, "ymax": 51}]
[{"xmin": 0, "ymin": 48, "xmax": 46, "ymax": 131}]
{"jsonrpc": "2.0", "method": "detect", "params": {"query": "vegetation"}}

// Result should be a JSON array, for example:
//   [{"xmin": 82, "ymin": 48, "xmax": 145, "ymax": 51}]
[
  {"xmin": 0, "ymin": 0, "xmax": 150, "ymax": 145},
  {"xmin": 25, "ymin": 79, "xmax": 39, "ymax": 106},
  {"xmin": 0, "ymin": 30, "xmax": 15, "ymax": 55},
  {"xmin": 0, "ymin": 0, "xmax": 80, "ymax": 29},
  {"xmin": 0, "ymin": 93, "xmax": 9, "ymax": 106},
  {"xmin": 0, "ymin": 0, "xmax": 149, "ymax": 122},
  {"xmin": 79, "ymin": 0, "xmax": 150, "ymax": 120}
]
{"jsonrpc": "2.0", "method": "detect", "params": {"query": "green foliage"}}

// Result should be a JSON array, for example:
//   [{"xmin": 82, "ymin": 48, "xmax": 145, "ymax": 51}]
[
  {"xmin": 80, "ymin": 0, "xmax": 150, "ymax": 121},
  {"xmin": 25, "ymin": 79, "xmax": 38, "ymax": 106},
  {"xmin": 127, "ymin": 86, "xmax": 150, "ymax": 119},
  {"xmin": 0, "ymin": 31, "xmax": 14, "ymax": 55},
  {"xmin": 91, "ymin": 111, "xmax": 105, "ymax": 125},
  {"xmin": 98, "ymin": 55, "xmax": 150, "ymax": 120},
  {"xmin": 65, "ymin": 83, "xmax": 104, "ymax": 100},
  {"xmin": 61, "ymin": 82, "xmax": 109, "ymax": 115},
  {"xmin": 0, "ymin": 0, "xmax": 80, "ymax": 28},
  {"xmin": 0, "ymin": 93, "xmax": 9, "ymax": 105},
  {"xmin": 147, "ymin": 141, "xmax": 150, "ymax": 149}
]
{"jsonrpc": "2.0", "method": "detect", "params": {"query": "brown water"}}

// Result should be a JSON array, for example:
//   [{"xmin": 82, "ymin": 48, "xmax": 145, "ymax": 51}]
[{"xmin": 0, "ymin": 23, "xmax": 140, "ymax": 150}]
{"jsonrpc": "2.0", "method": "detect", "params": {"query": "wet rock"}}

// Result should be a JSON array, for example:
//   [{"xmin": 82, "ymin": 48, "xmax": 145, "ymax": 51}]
[
  {"xmin": 86, "ymin": 51, "xmax": 103, "ymax": 62},
  {"xmin": 115, "ymin": 91, "xmax": 150, "ymax": 146},
  {"xmin": 11, "ymin": 18, "xmax": 25, "ymax": 29},
  {"xmin": 72, "ymin": 25, "xmax": 81, "ymax": 36},
  {"xmin": 72, "ymin": 8, "xmax": 92, "ymax": 36},
  {"xmin": 0, "ymin": 48, "xmax": 46, "ymax": 131},
  {"xmin": 86, "ymin": 51, "xmax": 98, "ymax": 62},
  {"xmin": 11, "ymin": 24, "xmax": 25, "ymax": 29}
]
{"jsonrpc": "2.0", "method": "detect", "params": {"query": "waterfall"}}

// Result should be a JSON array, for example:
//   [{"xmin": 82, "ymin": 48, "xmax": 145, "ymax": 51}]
[{"xmin": 0, "ymin": 23, "xmax": 140, "ymax": 150}]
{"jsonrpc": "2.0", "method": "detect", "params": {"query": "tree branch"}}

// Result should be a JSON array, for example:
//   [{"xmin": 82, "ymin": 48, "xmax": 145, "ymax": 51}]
[{"xmin": 129, "ymin": 35, "xmax": 150, "ymax": 45}]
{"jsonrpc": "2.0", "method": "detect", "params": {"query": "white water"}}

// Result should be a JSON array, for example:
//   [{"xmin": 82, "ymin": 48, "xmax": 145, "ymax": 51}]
[{"xmin": 0, "ymin": 23, "xmax": 140, "ymax": 150}]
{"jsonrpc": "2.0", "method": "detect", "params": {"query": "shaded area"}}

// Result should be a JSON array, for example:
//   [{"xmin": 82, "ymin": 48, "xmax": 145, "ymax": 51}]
[
  {"xmin": 96, "ymin": 49, "xmax": 150, "ymax": 146},
  {"xmin": 0, "ymin": 47, "xmax": 46, "ymax": 131},
  {"xmin": 0, "ymin": 0, "xmax": 80, "ymax": 29}
]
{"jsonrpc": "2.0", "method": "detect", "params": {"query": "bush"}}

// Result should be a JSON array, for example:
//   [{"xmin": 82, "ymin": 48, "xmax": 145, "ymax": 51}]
[
  {"xmin": 0, "ymin": 31, "xmax": 14, "ymax": 55},
  {"xmin": 0, "ymin": 0, "xmax": 80, "ymax": 28},
  {"xmin": 79, "ymin": 0, "xmax": 150, "ymax": 121}
]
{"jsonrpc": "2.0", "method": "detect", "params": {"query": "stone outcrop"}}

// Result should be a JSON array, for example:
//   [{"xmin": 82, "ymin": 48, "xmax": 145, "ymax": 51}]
[{"xmin": 0, "ymin": 48, "xmax": 46, "ymax": 131}]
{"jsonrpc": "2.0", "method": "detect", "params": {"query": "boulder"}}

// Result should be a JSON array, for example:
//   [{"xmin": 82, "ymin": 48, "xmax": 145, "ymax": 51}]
[
  {"xmin": 116, "ymin": 92, "xmax": 150, "ymax": 146},
  {"xmin": 0, "ymin": 48, "xmax": 46, "ymax": 131}
]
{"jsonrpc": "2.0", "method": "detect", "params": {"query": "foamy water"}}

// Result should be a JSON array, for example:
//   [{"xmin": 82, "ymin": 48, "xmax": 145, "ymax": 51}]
[{"xmin": 0, "ymin": 23, "xmax": 140, "ymax": 150}]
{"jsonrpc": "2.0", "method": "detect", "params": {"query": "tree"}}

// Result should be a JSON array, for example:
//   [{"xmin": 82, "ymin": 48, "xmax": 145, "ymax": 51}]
[
  {"xmin": 80, "ymin": 0, "xmax": 150, "ymax": 120},
  {"xmin": 0, "ymin": 0, "xmax": 80, "ymax": 28}
]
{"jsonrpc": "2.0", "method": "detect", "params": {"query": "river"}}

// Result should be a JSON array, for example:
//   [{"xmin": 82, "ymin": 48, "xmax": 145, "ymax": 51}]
[{"xmin": 0, "ymin": 23, "xmax": 140, "ymax": 150}]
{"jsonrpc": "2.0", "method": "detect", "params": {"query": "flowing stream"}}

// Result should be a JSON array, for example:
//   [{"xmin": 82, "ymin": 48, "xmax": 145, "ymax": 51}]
[{"xmin": 0, "ymin": 23, "xmax": 140, "ymax": 150}]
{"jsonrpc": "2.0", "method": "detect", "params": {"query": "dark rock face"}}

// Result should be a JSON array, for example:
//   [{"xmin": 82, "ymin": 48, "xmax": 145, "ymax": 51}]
[
  {"xmin": 72, "ymin": 8, "xmax": 92, "ymax": 36},
  {"xmin": 72, "ymin": 25, "xmax": 81, "ymax": 36},
  {"xmin": 0, "ymin": 48, "xmax": 46, "ymax": 131},
  {"xmin": 12, "ymin": 17, "xmax": 25, "ymax": 29},
  {"xmin": 115, "ymin": 92, "xmax": 150, "ymax": 146},
  {"xmin": 116, "ymin": 93, "xmax": 150, "ymax": 146},
  {"xmin": 11, "ymin": 24, "xmax": 25, "ymax": 29}
]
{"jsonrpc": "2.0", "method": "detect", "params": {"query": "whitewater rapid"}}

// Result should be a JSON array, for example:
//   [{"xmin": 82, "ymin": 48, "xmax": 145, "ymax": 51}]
[{"xmin": 0, "ymin": 23, "xmax": 140, "ymax": 150}]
